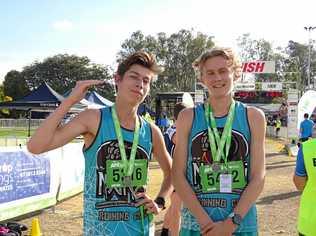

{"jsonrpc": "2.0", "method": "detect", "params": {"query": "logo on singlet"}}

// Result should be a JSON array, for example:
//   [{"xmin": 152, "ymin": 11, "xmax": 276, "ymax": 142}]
[
  {"xmin": 95, "ymin": 140, "xmax": 149, "ymax": 208},
  {"xmin": 190, "ymin": 128, "xmax": 249, "ymax": 192}
]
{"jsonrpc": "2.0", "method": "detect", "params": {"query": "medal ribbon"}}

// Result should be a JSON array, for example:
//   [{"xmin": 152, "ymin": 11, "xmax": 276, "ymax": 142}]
[
  {"xmin": 204, "ymin": 100, "xmax": 235, "ymax": 166},
  {"xmin": 111, "ymin": 105, "xmax": 140, "ymax": 177}
]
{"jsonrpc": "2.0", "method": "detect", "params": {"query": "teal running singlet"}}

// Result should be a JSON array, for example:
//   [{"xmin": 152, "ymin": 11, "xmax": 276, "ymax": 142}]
[
  {"xmin": 181, "ymin": 102, "xmax": 257, "ymax": 234},
  {"xmin": 83, "ymin": 107, "xmax": 154, "ymax": 236}
]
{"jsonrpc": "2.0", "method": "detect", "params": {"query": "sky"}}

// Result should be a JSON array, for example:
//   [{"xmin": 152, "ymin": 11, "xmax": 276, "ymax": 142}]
[{"xmin": 1, "ymin": 0, "xmax": 315, "ymax": 83}]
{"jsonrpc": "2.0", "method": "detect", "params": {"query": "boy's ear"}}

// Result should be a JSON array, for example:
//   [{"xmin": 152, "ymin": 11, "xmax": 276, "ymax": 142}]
[
  {"xmin": 233, "ymin": 68, "xmax": 242, "ymax": 82},
  {"xmin": 114, "ymin": 74, "xmax": 122, "ymax": 84}
]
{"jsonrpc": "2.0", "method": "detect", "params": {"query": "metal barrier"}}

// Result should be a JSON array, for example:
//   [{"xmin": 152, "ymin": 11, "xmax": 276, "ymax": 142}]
[{"xmin": 0, "ymin": 119, "xmax": 44, "ymax": 128}]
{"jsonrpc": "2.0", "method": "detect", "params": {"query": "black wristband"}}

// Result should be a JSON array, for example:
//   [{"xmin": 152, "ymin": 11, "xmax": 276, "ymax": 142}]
[{"xmin": 154, "ymin": 197, "xmax": 166, "ymax": 210}]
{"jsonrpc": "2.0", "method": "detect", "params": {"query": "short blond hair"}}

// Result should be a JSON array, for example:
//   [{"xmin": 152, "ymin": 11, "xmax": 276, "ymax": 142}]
[{"xmin": 192, "ymin": 47, "xmax": 242, "ymax": 80}]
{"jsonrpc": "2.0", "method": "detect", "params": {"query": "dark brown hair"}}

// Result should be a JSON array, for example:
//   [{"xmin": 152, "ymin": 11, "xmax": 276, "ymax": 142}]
[{"xmin": 116, "ymin": 51, "xmax": 163, "ymax": 81}]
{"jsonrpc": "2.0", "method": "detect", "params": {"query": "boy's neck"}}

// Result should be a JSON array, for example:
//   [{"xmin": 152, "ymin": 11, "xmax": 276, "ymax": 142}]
[
  {"xmin": 208, "ymin": 95, "xmax": 234, "ymax": 117},
  {"xmin": 114, "ymin": 98, "xmax": 138, "ymax": 130}
]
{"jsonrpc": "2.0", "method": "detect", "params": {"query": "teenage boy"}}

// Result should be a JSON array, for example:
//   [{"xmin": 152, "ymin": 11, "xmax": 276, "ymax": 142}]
[
  {"xmin": 172, "ymin": 47, "xmax": 265, "ymax": 235},
  {"xmin": 28, "ymin": 51, "xmax": 172, "ymax": 236}
]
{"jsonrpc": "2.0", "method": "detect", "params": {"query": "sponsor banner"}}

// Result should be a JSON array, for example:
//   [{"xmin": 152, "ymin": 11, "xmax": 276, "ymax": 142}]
[
  {"xmin": 287, "ymin": 89, "xmax": 299, "ymax": 139},
  {"xmin": 242, "ymin": 61, "xmax": 275, "ymax": 73},
  {"xmin": 288, "ymin": 119, "xmax": 299, "ymax": 138},
  {"xmin": 39, "ymin": 103, "xmax": 59, "ymax": 107},
  {"xmin": 297, "ymin": 90, "xmax": 316, "ymax": 129},
  {"xmin": 0, "ymin": 151, "xmax": 50, "ymax": 204},
  {"xmin": 234, "ymin": 82, "xmax": 255, "ymax": 91},
  {"xmin": 57, "ymin": 143, "xmax": 85, "ymax": 201},
  {"xmin": 261, "ymin": 82, "xmax": 282, "ymax": 91},
  {"xmin": 288, "ymin": 105, "xmax": 298, "ymax": 117},
  {"xmin": 182, "ymin": 92, "xmax": 194, "ymax": 107},
  {"xmin": 194, "ymin": 91, "xmax": 204, "ymax": 104},
  {"xmin": 0, "ymin": 142, "xmax": 84, "ymax": 221}
]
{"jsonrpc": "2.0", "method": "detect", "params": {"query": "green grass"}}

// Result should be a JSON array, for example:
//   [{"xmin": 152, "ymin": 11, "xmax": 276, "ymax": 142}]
[
  {"xmin": 0, "ymin": 128, "xmax": 36, "ymax": 137},
  {"xmin": 0, "ymin": 128, "xmax": 36, "ymax": 146},
  {"xmin": 0, "ymin": 128, "xmax": 83, "ymax": 146}
]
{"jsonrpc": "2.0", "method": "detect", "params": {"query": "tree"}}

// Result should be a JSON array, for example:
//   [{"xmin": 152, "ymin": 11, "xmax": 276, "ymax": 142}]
[
  {"xmin": 284, "ymin": 40, "xmax": 316, "ymax": 90},
  {"xmin": 162, "ymin": 30, "xmax": 214, "ymax": 92},
  {"xmin": 237, "ymin": 33, "xmax": 284, "ymax": 82},
  {"xmin": 0, "ymin": 85, "xmax": 13, "ymax": 116},
  {"xmin": 237, "ymin": 33, "xmax": 274, "ymax": 61},
  {"xmin": 117, "ymin": 29, "xmax": 215, "ymax": 98},
  {"xmin": 21, "ymin": 54, "xmax": 115, "ymax": 100},
  {"xmin": 3, "ymin": 70, "xmax": 29, "ymax": 100}
]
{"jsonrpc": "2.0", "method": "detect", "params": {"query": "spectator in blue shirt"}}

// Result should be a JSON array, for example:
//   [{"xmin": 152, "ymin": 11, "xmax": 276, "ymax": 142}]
[
  {"xmin": 294, "ymin": 147, "xmax": 307, "ymax": 181},
  {"xmin": 299, "ymin": 113, "xmax": 314, "ymax": 143},
  {"xmin": 159, "ymin": 113, "xmax": 170, "ymax": 132}
]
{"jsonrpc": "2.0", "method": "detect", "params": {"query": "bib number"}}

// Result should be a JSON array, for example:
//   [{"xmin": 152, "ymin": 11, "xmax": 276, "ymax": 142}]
[
  {"xmin": 200, "ymin": 161, "xmax": 246, "ymax": 193},
  {"xmin": 106, "ymin": 159, "xmax": 148, "ymax": 188}
]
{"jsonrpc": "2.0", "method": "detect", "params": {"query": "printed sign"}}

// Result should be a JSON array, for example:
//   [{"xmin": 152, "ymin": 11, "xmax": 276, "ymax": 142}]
[
  {"xmin": 234, "ymin": 82, "xmax": 256, "ymax": 91},
  {"xmin": 261, "ymin": 82, "xmax": 282, "ymax": 91},
  {"xmin": 242, "ymin": 61, "xmax": 275, "ymax": 73},
  {"xmin": 0, "ymin": 151, "xmax": 50, "ymax": 204},
  {"xmin": 297, "ymin": 90, "xmax": 316, "ymax": 129}
]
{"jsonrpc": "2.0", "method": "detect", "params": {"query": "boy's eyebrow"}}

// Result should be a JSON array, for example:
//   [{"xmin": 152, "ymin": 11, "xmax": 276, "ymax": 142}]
[
  {"xmin": 205, "ymin": 69, "xmax": 215, "ymax": 73},
  {"xmin": 129, "ymin": 70, "xmax": 151, "ymax": 80},
  {"xmin": 129, "ymin": 70, "xmax": 140, "ymax": 76},
  {"xmin": 205, "ymin": 67, "xmax": 229, "ymax": 72}
]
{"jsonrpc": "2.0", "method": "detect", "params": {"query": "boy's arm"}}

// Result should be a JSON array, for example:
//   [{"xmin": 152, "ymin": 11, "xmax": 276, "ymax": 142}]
[
  {"xmin": 293, "ymin": 147, "xmax": 307, "ymax": 191},
  {"xmin": 222, "ymin": 106, "xmax": 266, "ymax": 229},
  {"xmin": 135, "ymin": 123, "xmax": 173, "ymax": 215},
  {"xmin": 172, "ymin": 108, "xmax": 214, "ymax": 231},
  {"xmin": 27, "ymin": 80, "xmax": 104, "ymax": 154},
  {"xmin": 293, "ymin": 175, "xmax": 307, "ymax": 191},
  {"xmin": 151, "ymin": 123, "xmax": 173, "ymax": 199}
]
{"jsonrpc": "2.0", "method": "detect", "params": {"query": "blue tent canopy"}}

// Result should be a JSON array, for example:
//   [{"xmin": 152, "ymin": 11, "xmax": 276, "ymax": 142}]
[
  {"xmin": 85, "ymin": 91, "xmax": 113, "ymax": 107},
  {"xmin": 19, "ymin": 82, "xmax": 65, "ymax": 103},
  {"xmin": 0, "ymin": 82, "xmax": 86, "ymax": 136},
  {"xmin": 0, "ymin": 83, "xmax": 65, "ymax": 111},
  {"xmin": 137, "ymin": 103, "xmax": 155, "ymax": 116}
]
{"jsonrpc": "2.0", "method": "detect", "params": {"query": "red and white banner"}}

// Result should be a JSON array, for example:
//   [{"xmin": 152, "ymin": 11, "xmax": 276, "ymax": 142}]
[{"xmin": 242, "ymin": 61, "xmax": 275, "ymax": 74}]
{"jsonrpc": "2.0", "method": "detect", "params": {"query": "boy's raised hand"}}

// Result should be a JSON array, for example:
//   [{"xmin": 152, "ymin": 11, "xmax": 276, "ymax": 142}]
[{"xmin": 66, "ymin": 80, "xmax": 105, "ymax": 104}]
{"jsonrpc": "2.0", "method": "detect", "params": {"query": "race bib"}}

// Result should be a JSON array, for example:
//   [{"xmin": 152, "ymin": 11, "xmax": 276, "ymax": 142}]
[
  {"xmin": 226, "ymin": 161, "xmax": 246, "ymax": 189},
  {"xmin": 106, "ymin": 159, "xmax": 148, "ymax": 188},
  {"xmin": 200, "ymin": 164, "xmax": 222, "ymax": 192},
  {"xmin": 200, "ymin": 161, "xmax": 246, "ymax": 193}
]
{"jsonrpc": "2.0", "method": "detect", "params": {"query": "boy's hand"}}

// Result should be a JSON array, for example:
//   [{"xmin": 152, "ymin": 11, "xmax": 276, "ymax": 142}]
[
  {"xmin": 134, "ymin": 192, "xmax": 162, "ymax": 215},
  {"xmin": 66, "ymin": 80, "xmax": 105, "ymax": 105}
]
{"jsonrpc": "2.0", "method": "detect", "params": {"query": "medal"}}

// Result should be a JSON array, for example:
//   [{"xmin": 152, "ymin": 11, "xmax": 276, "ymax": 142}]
[
  {"xmin": 212, "ymin": 162, "xmax": 221, "ymax": 172},
  {"xmin": 123, "ymin": 176, "xmax": 132, "ymax": 187}
]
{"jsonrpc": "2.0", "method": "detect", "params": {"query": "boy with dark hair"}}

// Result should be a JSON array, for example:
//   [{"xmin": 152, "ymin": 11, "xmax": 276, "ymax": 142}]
[{"xmin": 28, "ymin": 51, "xmax": 172, "ymax": 235}]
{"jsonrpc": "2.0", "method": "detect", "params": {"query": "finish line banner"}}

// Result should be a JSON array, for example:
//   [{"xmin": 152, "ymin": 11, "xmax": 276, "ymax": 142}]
[{"xmin": 242, "ymin": 61, "xmax": 275, "ymax": 73}]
